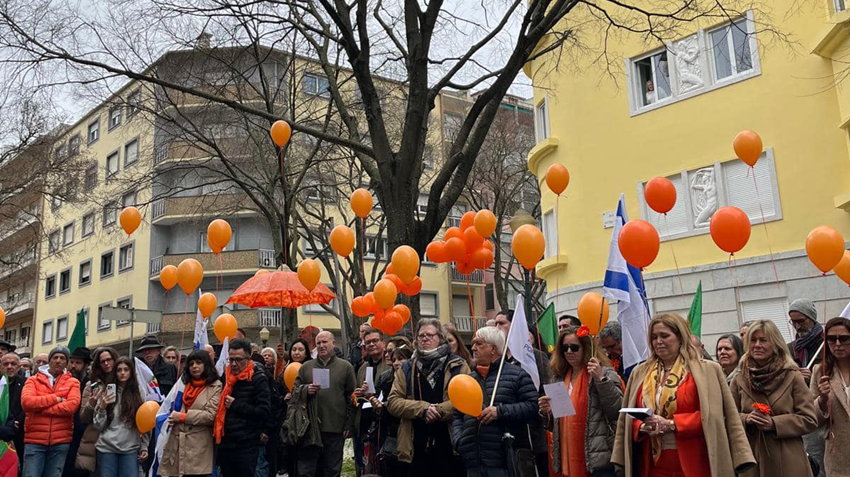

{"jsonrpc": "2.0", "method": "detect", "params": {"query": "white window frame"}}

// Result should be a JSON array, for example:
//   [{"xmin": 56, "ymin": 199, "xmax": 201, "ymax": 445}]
[
  {"xmin": 302, "ymin": 73, "xmax": 331, "ymax": 98},
  {"xmin": 48, "ymin": 230, "xmax": 60, "ymax": 254},
  {"xmin": 534, "ymin": 97, "xmax": 550, "ymax": 143},
  {"xmin": 108, "ymin": 106, "xmax": 122, "ymax": 130},
  {"xmin": 82, "ymin": 212, "xmax": 95, "ymax": 238},
  {"xmin": 707, "ymin": 17, "xmax": 755, "ymax": 83},
  {"xmin": 56, "ymin": 315, "xmax": 69, "ymax": 341},
  {"xmin": 41, "ymin": 320, "xmax": 53, "ymax": 344},
  {"xmin": 364, "ymin": 236, "xmax": 388, "ymax": 259},
  {"xmin": 420, "ymin": 292, "xmax": 439, "ymax": 317},
  {"xmin": 88, "ymin": 119, "xmax": 100, "ymax": 144},
  {"xmin": 45, "ymin": 274, "xmax": 56, "ymax": 299},
  {"xmin": 542, "ymin": 208, "xmax": 558, "ymax": 259},
  {"xmin": 84, "ymin": 163, "xmax": 98, "ymax": 191},
  {"xmin": 837, "ymin": 0, "xmax": 848, "ymax": 13},
  {"xmin": 127, "ymin": 88, "xmax": 142, "ymax": 117},
  {"xmin": 79, "ymin": 259, "xmax": 92, "ymax": 287},
  {"xmin": 100, "ymin": 250, "xmax": 115, "ymax": 278},
  {"xmin": 103, "ymin": 201, "xmax": 117, "ymax": 228},
  {"xmin": 106, "ymin": 151, "xmax": 120, "ymax": 179},
  {"xmin": 631, "ymin": 48, "xmax": 673, "ymax": 109},
  {"xmin": 119, "ymin": 242, "xmax": 134, "ymax": 272},
  {"xmin": 62, "ymin": 222, "xmax": 74, "ymax": 247},
  {"xmin": 98, "ymin": 302, "xmax": 112, "ymax": 331},
  {"xmin": 124, "ymin": 139, "xmax": 139, "ymax": 167},
  {"xmin": 59, "ymin": 268, "xmax": 71, "ymax": 294},
  {"xmin": 121, "ymin": 190, "xmax": 137, "ymax": 208}
]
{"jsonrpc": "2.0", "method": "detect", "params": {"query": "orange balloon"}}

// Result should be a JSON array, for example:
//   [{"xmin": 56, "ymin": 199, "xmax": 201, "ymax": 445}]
[
  {"xmin": 270, "ymin": 120, "xmax": 292, "ymax": 147},
  {"xmin": 160, "ymin": 265, "xmax": 178, "ymax": 291},
  {"xmin": 618, "ymin": 220, "xmax": 660, "ymax": 269},
  {"xmin": 120, "ymin": 207, "xmax": 142, "ymax": 235},
  {"xmin": 283, "ymin": 362, "xmax": 302, "ymax": 391},
  {"xmin": 401, "ymin": 276, "xmax": 422, "ymax": 296},
  {"xmin": 474, "ymin": 210, "xmax": 497, "ymax": 238},
  {"xmin": 351, "ymin": 297, "xmax": 370, "ymax": 318},
  {"xmin": 391, "ymin": 245, "xmax": 420, "ymax": 284},
  {"xmin": 385, "ymin": 273, "xmax": 405, "ymax": 292},
  {"xmin": 330, "ymin": 225, "xmax": 355, "ymax": 256},
  {"xmin": 350, "ymin": 188, "xmax": 373, "ymax": 219},
  {"xmin": 645, "ymin": 177, "xmax": 677, "ymax": 214},
  {"xmin": 374, "ymin": 278, "xmax": 398, "ymax": 310},
  {"xmin": 214, "ymin": 313, "xmax": 238, "ymax": 342},
  {"xmin": 393, "ymin": 304, "xmax": 411, "ymax": 324},
  {"xmin": 371, "ymin": 314, "xmax": 385, "ymax": 330},
  {"xmin": 384, "ymin": 312, "xmax": 403, "ymax": 335},
  {"xmin": 426, "ymin": 241, "xmax": 449, "ymax": 263},
  {"xmin": 455, "ymin": 260, "xmax": 475, "ymax": 276},
  {"xmin": 460, "ymin": 211, "xmax": 476, "ymax": 231},
  {"xmin": 834, "ymin": 251, "xmax": 850, "ymax": 286},
  {"xmin": 709, "ymin": 207, "xmax": 751, "ymax": 254},
  {"xmin": 198, "ymin": 292, "xmax": 217, "ymax": 318},
  {"xmin": 806, "ymin": 225, "xmax": 845, "ymax": 274},
  {"xmin": 255, "ymin": 269, "xmax": 270, "ymax": 277},
  {"xmin": 0, "ymin": 307, "xmax": 4, "ymax": 329},
  {"xmin": 448, "ymin": 374, "xmax": 483, "ymax": 417},
  {"xmin": 546, "ymin": 164, "xmax": 570, "ymax": 195},
  {"xmin": 297, "ymin": 259, "xmax": 321, "ymax": 291},
  {"xmin": 207, "ymin": 219, "xmax": 232, "ymax": 254},
  {"xmin": 177, "ymin": 259, "xmax": 204, "ymax": 295},
  {"xmin": 445, "ymin": 227, "xmax": 463, "ymax": 241},
  {"xmin": 577, "ymin": 292, "xmax": 609, "ymax": 335},
  {"xmin": 463, "ymin": 227, "xmax": 484, "ymax": 251},
  {"xmin": 470, "ymin": 247, "xmax": 494, "ymax": 270},
  {"xmin": 363, "ymin": 292, "xmax": 378, "ymax": 312},
  {"xmin": 445, "ymin": 237, "xmax": 468, "ymax": 263},
  {"xmin": 511, "ymin": 224, "xmax": 545, "ymax": 270},
  {"xmin": 733, "ymin": 130, "xmax": 763, "ymax": 167},
  {"xmin": 482, "ymin": 240, "xmax": 494, "ymax": 252},
  {"xmin": 135, "ymin": 401, "xmax": 160, "ymax": 433}
]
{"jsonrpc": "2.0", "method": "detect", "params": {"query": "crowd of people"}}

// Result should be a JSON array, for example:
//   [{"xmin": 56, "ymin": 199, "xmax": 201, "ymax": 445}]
[{"xmin": 0, "ymin": 296, "xmax": 846, "ymax": 477}]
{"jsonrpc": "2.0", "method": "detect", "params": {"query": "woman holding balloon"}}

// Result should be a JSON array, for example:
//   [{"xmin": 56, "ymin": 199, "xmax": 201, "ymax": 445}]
[
  {"xmin": 159, "ymin": 350, "xmax": 222, "ymax": 477},
  {"xmin": 279, "ymin": 339, "xmax": 311, "ymax": 477}
]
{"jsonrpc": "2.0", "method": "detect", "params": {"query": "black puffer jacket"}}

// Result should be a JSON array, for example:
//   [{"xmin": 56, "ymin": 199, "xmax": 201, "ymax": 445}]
[
  {"xmin": 220, "ymin": 361, "xmax": 271, "ymax": 449},
  {"xmin": 452, "ymin": 361, "xmax": 538, "ymax": 470}
]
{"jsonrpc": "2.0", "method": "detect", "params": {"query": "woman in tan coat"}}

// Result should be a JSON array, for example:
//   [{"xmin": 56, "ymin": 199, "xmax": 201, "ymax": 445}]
[
  {"xmin": 158, "ymin": 349, "xmax": 222, "ymax": 477},
  {"xmin": 730, "ymin": 319, "xmax": 818, "ymax": 477},
  {"xmin": 612, "ymin": 314, "xmax": 754, "ymax": 477},
  {"xmin": 811, "ymin": 317, "xmax": 850, "ymax": 477}
]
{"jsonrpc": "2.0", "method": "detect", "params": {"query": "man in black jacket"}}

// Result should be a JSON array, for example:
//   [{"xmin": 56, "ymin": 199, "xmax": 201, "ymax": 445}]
[
  {"xmin": 219, "ymin": 338, "xmax": 271, "ymax": 477},
  {"xmin": 0, "ymin": 352, "xmax": 25, "ymax": 472},
  {"xmin": 136, "ymin": 335, "xmax": 177, "ymax": 396}
]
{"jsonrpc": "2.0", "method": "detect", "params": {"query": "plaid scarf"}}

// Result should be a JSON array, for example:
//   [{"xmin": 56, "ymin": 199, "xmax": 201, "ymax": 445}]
[{"xmin": 414, "ymin": 344, "xmax": 450, "ymax": 389}]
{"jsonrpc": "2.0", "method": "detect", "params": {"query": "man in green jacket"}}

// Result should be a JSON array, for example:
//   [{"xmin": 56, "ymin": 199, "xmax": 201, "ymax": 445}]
[{"xmin": 293, "ymin": 331, "xmax": 356, "ymax": 477}]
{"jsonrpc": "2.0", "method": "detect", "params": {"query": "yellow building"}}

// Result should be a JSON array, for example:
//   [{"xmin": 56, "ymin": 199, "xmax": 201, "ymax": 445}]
[{"xmin": 526, "ymin": 3, "xmax": 850, "ymax": 351}]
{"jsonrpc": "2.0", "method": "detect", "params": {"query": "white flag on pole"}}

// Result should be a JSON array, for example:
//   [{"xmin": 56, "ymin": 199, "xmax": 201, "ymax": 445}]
[
  {"xmin": 135, "ymin": 357, "xmax": 163, "ymax": 403},
  {"xmin": 193, "ymin": 289, "xmax": 209, "ymax": 350},
  {"xmin": 216, "ymin": 337, "xmax": 230, "ymax": 376},
  {"xmin": 506, "ymin": 295, "xmax": 540, "ymax": 390},
  {"xmin": 149, "ymin": 379, "xmax": 185, "ymax": 477}
]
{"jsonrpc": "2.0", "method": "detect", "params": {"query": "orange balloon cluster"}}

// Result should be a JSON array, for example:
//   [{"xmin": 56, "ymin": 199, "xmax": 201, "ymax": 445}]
[
  {"xmin": 120, "ymin": 207, "xmax": 142, "ymax": 235},
  {"xmin": 709, "ymin": 207, "xmax": 750, "ymax": 254},
  {"xmin": 645, "ymin": 177, "xmax": 677, "ymax": 214},
  {"xmin": 448, "ymin": 374, "xmax": 483, "ymax": 417},
  {"xmin": 160, "ymin": 265, "xmax": 178, "ymax": 291},
  {"xmin": 136, "ymin": 401, "xmax": 159, "ymax": 433},
  {"xmin": 427, "ymin": 211, "xmax": 496, "ymax": 275},
  {"xmin": 198, "ymin": 292, "xmax": 217, "ymax": 318},
  {"xmin": 329, "ymin": 225, "xmax": 355, "ymax": 256},
  {"xmin": 270, "ymin": 120, "xmax": 292, "ymax": 147},
  {"xmin": 546, "ymin": 164, "xmax": 570, "ymax": 195},
  {"xmin": 177, "ymin": 259, "xmax": 203, "ymax": 295},
  {"xmin": 207, "ymin": 219, "xmax": 232, "ymax": 254},
  {"xmin": 350, "ymin": 189, "xmax": 373, "ymax": 219},
  {"xmin": 806, "ymin": 226, "xmax": 845, "ymax": 274},
  {"xmin": 577, "ymin": 292, "xmax": 609, "ymax": 335},
  {"xmin": 618, "ymin": 220, "xmax": 660, "ymax": 269},
  {"xmin": 297, "ymin": 259, "xmax": 321, "ymax": 291},
  {"xmin": 733, "ymin": 130, "xmax": 763, "ymax": 167},
  {"xmin": 214, "ymin": 313, "xmax": 237, "ymax": 342},
  {"xmin": 350, "ymin": 279, "xmax": 414, "ymax": 336}
]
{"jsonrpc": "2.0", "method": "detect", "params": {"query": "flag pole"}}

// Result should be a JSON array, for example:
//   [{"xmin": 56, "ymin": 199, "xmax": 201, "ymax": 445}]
[{"xmin": 489, "ymin": 319, "xmax": 511, "ymax": 407}]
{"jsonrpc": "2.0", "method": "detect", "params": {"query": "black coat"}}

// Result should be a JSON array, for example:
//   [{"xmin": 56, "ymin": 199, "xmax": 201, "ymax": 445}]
[
  {"xmin": 0, "ymin": 373, "xmax": 25, "ymax": 449},
  {"xmin": 508, "ymin": 349, "xmax": 550, "ymax": 455},
  {"xmin": 219, "ymin": 361, "xmax": 271, "ymax": 449},
  {"xmin": 150, "ymin": 356, "xmax": 178, "ymax": 397},
  {"xmin": 452, "ymin": 361, "xmax": 538, "ymax": 470}
]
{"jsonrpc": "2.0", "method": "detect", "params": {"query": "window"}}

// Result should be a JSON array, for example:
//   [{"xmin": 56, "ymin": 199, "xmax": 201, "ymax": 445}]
[
  {"xmin": 121, "ymin": 190, "xmax": 137, "ymax": 208},
  {"xmin": 20, "ymin": 326, "xmax": 29, "ymax": 347},
  {"xmin": 485, "ymin": 283, "xmax": 495, "ymax": 311},
  {"xmin": 443, "ymin": 113, "xmax": 463, "ymax": 141},
  {"xmin": 79, "ymin": 260, "xmax": 92, "ymax": 286},
  {"xmin": 365, "ymin": 236, "xmax": 388, "ymax": 259},
  {"xmin": 82, "ymin": 308, "xmax": 90, "ymax": 335},
  {"xmin": 68, "ymin": 134, "xmax": 81, "ymax": 156},
  {"xmin": 101, "ymin": 250, "xmax": 114, "ymax": 278},
  {"xmin": 3, "ymin": 330, "xmax": 15, "ymax": 344},
  {"xmin": 200, "ymin": 231, "xmax": 231, "ymax": 253},
  {"xmin": 116, "ymin": 297, "xmax": 132, "ymax": 326},
  {"xmin": 119, "ymin": 243, "xmax": 134, "ymax": 271},
  {"xmin": 127, "ymin": 89, "xmax": 141, "ymax": 117},
  {"xmin": 88, "ymin": 119, "xmax": 100, "ymax": 144},
  {"xmin": 53, "ymin": 143, "xmax": 67, "ymax": 163},
  {"xmin": 722, "ymin": 151, "xmax": 777, "ymax": 222},
  {"xmin": 837, "ymin": 0, "xmax": 848, "ymax": 12},
  {"xmin": 542, "ymin": 209, "xmax": 557, "ymax": 258},
  {"xmin": 98, "ymin": 303, "xmax": 112, "ymax": 331},
  {"xmin": 108, "ymin": 106, "xmax": 122, "ymax": 130},
  {"xmin": 303, "ymin": 178, "xmax": 336, "ymax": 202},
  {"xmin": 103, "ymin": 201, "xmax": 117, "ymax": 228},
  {"xmin": 48, "ymin": 231, "xmax": 60, "ymax": 254},
  {"xmin": 644, "ymin": 173, "xmax": 689, "ymax": 238},
  {"xmin": 634, "ymin": 50, "xmax": 672, "ymax": 107},
  {"xmin": 82, "ymin": 212, "xmax": 95, "ymax": 237},
  {"xmin": 41, "ymin": 320, "xmax": 53, "ymax": 344},
  {"xmin": 59, "ymin": 269, "xmax": 71, "ymax": 294},
  {"xmin": 741, "ymin": 298, "xmax": 792, "ymax": 343},
  {"xmin": 50, "ymin": 190, "xmax": 63, "ymax": 211},
  {"xmin": 534, "ymin": 98, "xmax": 549, "ymax": 142},
  {"xmin": 124, "ymin": 140, "xmax": 139, "ymax": 167},
  {"xmin": 710, "ymin": 18, "xmax": 753, "ymax": 81},
  {"xmin": 106, "ymin": 152, "xmax": 119, "ymax": 178},
  {"xmin": 62, "ymin": 222, "xmax": 74, "ymax": 247},
  {"xmin": 56, "ymin": 316, "xmax": 68, "ymax": 341},
  {"xmin": 84, "ymin": 164, "xmax": 98, "ymax": 191},
  {"xmin": 45, "ymin": 275, "xmax": 56, "ymax": 299},
  {"xmin": 420, "ymin": 293, "xmax": 438, "ymax": 317},
  {"xmin": 302, "ymin": 73, "xmax": 330, "ymax": 97}
]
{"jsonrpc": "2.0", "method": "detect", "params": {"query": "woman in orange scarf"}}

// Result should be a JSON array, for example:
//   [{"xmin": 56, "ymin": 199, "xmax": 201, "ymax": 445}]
[{"xmin": 539, "ymin": 325, "xmax": 623, "ymax": 477}]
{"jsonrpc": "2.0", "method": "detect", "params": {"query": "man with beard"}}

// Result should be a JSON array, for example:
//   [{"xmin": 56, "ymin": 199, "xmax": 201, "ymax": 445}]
[
  {"xmin": 63, "ymin": 347, "xmax": 91, "ymax": 477},
  {"xmin": 353, "ymin": 328, "xmax": 388, "ymax": 475}
]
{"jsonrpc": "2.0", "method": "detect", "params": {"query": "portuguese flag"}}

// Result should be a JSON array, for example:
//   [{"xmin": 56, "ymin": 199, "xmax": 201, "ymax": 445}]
[{"xmin": 0, "ymin": 376, "xmax": 18, "ymax": 477}]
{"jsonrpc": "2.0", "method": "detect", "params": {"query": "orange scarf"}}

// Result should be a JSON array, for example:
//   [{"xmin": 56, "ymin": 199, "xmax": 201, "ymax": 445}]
[
  {"xmin": 214, "ymin": 361, "xmax": 254, "ymax": 444},
  {"xmin": 182, "ymin": 380, "xmax": 207, "ymax": 410},
  {"xmin": 558, "ymin": 369, "xmax": 590, "ymax": 477}
]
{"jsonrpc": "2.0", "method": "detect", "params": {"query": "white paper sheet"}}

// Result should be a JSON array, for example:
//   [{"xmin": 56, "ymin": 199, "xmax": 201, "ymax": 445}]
[
  {"xmin": 363, "ymin": 391, "xmax": 383, "ymax": 409},
  {"xmin": 543, "ymin": 382, "xmax": 576, "ymax": 418},
  {"xmin": 313, "ymin": 368, "xmax": 330, "ymax": 389},
  {"xmin": 366, "ymin": 367, "xmax": 376, "ymax": 394}
]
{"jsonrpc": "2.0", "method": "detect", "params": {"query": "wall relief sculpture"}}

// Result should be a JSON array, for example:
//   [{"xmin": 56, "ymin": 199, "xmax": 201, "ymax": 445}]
[
  {"xmin": 691, "ymin": 167, "xmax": 717, "ymax": 228},
  {"xmin": 674, "ymin": 35, "xmax": 705, "ymax": 94}
]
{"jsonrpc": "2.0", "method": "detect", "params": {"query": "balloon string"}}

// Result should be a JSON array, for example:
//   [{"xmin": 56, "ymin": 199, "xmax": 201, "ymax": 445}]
[
  {"xmin": 359, "ymin": 218, "xmax": 367, "ymax": 296},
  {"xmin": 750, "ymin": 167, "xmax": 780, "ymax": 286},
  {"xmin": 662, "ymin": 214, "xmax": 684, "ymax": 294},
  {"xmin": 466, "ymin": 276, "xmax": 475, "ymax": 322},
  {"xmin": 164, "ymin": 290, "xmax": 169, "ymax": 317},
  {"xmin": 180, "ymin": 294, "xmax": 189, "ymax": 349}
]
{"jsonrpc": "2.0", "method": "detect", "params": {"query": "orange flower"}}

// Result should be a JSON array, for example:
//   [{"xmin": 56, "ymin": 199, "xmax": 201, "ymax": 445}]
[
  {"xmin": 576, "ymin": 325, "xmax": 590, "ymax": 338},
  {"xmin": 752, "ymin": 403, "xmax": 771, "ymax": 415}
]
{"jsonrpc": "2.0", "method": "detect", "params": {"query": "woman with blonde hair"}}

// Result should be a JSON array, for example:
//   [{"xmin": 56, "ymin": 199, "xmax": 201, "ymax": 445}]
[
  {"xmin": 539, "ymin": 326, "xmax": 622, "ymax": 477},
  {"xmin": 731, "ymin": 319, "xmax": 818, "ymax": 477},
  {"xmin": 613, "ymin": 314, "xmax": 754, "ymax": 477}
]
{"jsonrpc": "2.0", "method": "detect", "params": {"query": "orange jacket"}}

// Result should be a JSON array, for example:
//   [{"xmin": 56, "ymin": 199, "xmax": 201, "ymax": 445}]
[{"xmin": 21, "ymin": 370, "xmax": 80, "ymax": 445}]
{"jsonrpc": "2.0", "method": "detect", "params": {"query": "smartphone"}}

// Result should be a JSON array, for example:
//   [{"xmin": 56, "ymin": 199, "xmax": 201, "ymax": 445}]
[{"xmin": 106, "ymin": 383, "xmax": 116, "ymax": 397}]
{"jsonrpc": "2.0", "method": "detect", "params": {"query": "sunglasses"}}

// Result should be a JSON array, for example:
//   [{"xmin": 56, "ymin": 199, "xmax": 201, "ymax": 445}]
[
  {"xmin": 826, "ymin": 335, "xmax": 850, "ymax": 345},
  {"xmin": 561, "ymin": 344, "xmax": 581, "ymax": 353}
]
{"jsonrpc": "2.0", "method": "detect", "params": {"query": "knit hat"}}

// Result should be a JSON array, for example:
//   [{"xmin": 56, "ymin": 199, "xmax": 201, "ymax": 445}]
[
  {"xmin": 49, "ymin": 345, "xmax": 71, "ymax": 362},
  {"xmin": 789, "ymin": 299, "xmax": 817, "ymax": 322}
]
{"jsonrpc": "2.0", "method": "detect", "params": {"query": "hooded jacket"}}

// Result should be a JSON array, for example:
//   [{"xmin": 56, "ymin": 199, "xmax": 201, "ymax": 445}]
[{"xmin": 21, "ymin": 366, "xmax": 80, "ymax": 445}]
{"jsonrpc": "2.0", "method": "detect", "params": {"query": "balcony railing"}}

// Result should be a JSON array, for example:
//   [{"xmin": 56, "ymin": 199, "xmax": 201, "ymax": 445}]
[
  {"xmin": 258, "ymin": 309, "xmax": 281, "ymax": 328},
  {"xmin": 150, "ymin": 195, "xmax": 255, "ymax": 224},
  {"xmin": 150, "ymin": 249, "xmax": 276, "ymax": 277},
  {"xmin": 0, "ymin": 293, "xmax": 34, "ymax": 317},
  {"xmin": 451, "ymin": 265, "xmax": 484, "ymax": 283},
  {"xmin": 259, "ymin": 249, "xmax": 276, "ymax": 268},
  {"xmin": 151, "ymin": 199, "xmax": 166, "ymax": 220},
  {"xmin": 146, "ymin": 323, "xmax": 161, "ymax": 334},
  {"xmin": 150, "ymin": 255, "xmax": 164, "ymax": 275},
  {"xmin": 11, "ymin": 337, "xmax": 30, "ymax": 351},
  {"xmin": 0, "ymin": 214, "xmax": 37, "ymax": 243},
  {"xmin": 452, "ymin": 316, "xmax": 488, "ymax": 333}
]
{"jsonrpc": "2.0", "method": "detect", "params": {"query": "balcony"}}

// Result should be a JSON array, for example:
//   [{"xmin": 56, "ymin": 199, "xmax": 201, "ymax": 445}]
[
  {"xmin": 451, "ymin": 264, "xmax": 484, "ymax": 284},
  {"xmin": 258, "ymin": 308, "xmax": 282, "ymax": 328},
  {"xmin": 160, "ymin": 308, "xmax": 276, "ymax": 333},
  {"xmin": 0, "ymin": 255, "xmax": 36, "ymax": 282},
  {"xmin": 150, "ymin": 194, "xmax": 257, "ymax": 225},
  {"xmin": 154, "ymin": 139, "xmax": 251, "ymax": 167},
  {"xmin": 157, "ymin": 85, "xmax": 267, "ymax": 110},
  {"xmin": 11, "ymin": 337, "xmax": 30, "ymax": 355},
  {"xmin": 0, "ymin": 293, "xmax": 34, "ymax": 320},
  {"xmin": 150, "ymin": 249, "xmax": 276, "ymax": 277},
  {"xmin": 0, "ymin": 214, "xmax": 37, "ymax": 245},
  {"xmin": 452, "ymin": 315, "xmax": 488, "ymax": 333}
]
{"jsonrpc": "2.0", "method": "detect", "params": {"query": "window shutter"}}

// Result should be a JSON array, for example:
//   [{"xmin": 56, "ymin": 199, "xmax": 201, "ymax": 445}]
[
  {"xmin": 420, "ymin": 293, "xmax": 438, "ymax": 316},
  {"xmin": 453, "ymin": 295, "xmax": 471, "ymax": 317},
  {"xmin": 646, "ymin": 174, "xmax": 689, "ymax": 237},
  {"xmin": 542, "ymin": 209, "xmax": 558, "ymax": 258},
  {"xmin": 741, "ymin": 298, "xmax": 792, "ymax": 343},
  {"xmin": 723, "ymin": 156, "xmax": 775, "ymax": 222}
]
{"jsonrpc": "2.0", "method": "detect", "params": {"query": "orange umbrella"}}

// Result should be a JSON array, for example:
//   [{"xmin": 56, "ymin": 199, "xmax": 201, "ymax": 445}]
[{"xmin": 226, "ymin": 270, "xmax": 336, "ymax": 308}]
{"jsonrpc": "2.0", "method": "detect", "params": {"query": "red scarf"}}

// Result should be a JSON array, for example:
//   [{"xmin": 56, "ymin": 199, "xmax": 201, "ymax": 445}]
[
  {"xmin": 214, "ymin": 361, "xmax": 254, "ymax": 444},
  {"xmin": 182, "ymin": 380, "xmax": 207, "ymax": 410},
  {"xmin": 559, "ymin": 369, "xmax": 590, "ymax": 477}
]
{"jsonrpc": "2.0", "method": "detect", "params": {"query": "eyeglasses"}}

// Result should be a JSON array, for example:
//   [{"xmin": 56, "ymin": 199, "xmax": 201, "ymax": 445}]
[
  {"xmin": 418, "ymin": 332, "xmax": 438, "ymax": 341},
  {"xmin": 562, "ymin": 344, "xmax": 581, "ymax": 353},
  {"xmin": 227, "ymin": 357, "xmax": 247, "ymax": 364},
  {"xmin": 789, "ymin": 318, "xmax": 809, "ymax": 326},
  {"xmin": 100, "ymin": 358, "xmax": 114, "ymax": 365},
  {"xmin": 826, "ymin": 335, "xmax": 850, "ymax": 345},
  {"xmin": 364, "ymin": 339, "xmax": 381, "ymax": 346}
]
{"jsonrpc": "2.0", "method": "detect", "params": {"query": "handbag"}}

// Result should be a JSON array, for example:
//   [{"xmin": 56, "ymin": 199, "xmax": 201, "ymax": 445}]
[
  {"xmin": 379, "ymin": 435, "xmax": 398, "ymax": 457},
  {"xmin": 502, "ymin": 432, "xmax": 537, "ymax": 477}
]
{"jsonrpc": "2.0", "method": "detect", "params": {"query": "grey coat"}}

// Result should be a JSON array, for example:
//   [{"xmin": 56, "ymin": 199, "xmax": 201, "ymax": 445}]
[{"xmin": 549, "ymin": 367, "xmax": 623, "ymax": 473}]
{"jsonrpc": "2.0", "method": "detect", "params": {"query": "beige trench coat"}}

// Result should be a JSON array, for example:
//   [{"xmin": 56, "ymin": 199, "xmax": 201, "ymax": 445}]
[
  {"xmin": 730, "ymin": 365, "xmax": 818, "ymax": 477},
  {"xmin": 157, "ymin": 381, "xmax": 222, "ymax": 477},
  {"xmin": 810, "ymin": 365, "xmax": 850, "ymax": 477},
  {"xmin": 612, "ymin": 359, "xmax": 755, "ymax": 477}
]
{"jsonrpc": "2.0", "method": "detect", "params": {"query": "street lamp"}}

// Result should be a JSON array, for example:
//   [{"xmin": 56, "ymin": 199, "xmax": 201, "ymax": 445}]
[
  {"xmin": 509, "ymin": 209, "xmax": 537, "ymax": 325},
  {"xmin": 259, "ymin": 327, "xmax": 270, "ymax": 347}
]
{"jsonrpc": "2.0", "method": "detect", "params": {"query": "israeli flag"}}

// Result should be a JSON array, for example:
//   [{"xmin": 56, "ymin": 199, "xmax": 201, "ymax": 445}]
[
  {"xmin": 135, "ymin": 358, "xmax": 164, "ymax": 403},
  {"xmin": 215, "ymin": 337, "xmax": 230, "ymax": 376},
  {"xmin": 603, "ymin": 194, "xmax": 650, "ymax": 369},
  {"xmin": 194, "ymin": 289, "xmax": 209, "ymax": 350},
  {"xmin": 149, "ymin": 379, "xmax": 185, "ymax": 477}
]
